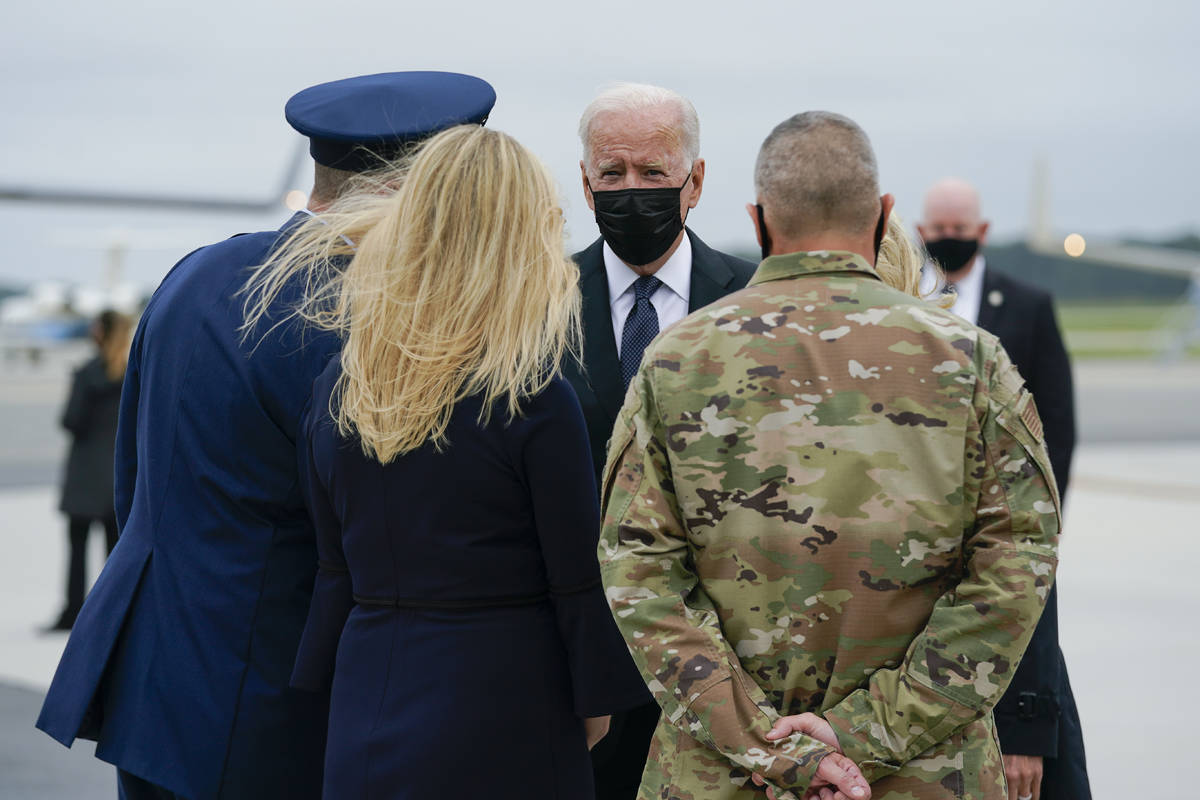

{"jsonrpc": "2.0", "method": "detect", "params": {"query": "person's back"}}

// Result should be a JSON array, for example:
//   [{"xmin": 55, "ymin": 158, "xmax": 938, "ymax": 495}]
[
  {"xmin": 38, "ymin": 223, "xmax": 339, "ymax": 797},
  {"xmin": 285, "ymin": 125, "xmax": 646, "ymax": 800},
  {"xmin": 608, "ymin": 249, "xmax": 1055, "ymax": 796},
  {"xmin": 298, "ymin": 365, "xmax": 642, "ymax": 798}
]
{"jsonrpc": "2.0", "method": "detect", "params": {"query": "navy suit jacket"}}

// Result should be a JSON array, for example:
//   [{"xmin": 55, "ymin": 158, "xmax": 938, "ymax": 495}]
[
  {"xmin": 37, "ymin": 214, "xmax": 341, "ymax": 799},
  {"xmin": 977, "ymin": 267, "xmax": 1090, "ymax": 793},
  {"xmin": 563, "ymin": 229, "xmax": 757, "ymax": 487}
]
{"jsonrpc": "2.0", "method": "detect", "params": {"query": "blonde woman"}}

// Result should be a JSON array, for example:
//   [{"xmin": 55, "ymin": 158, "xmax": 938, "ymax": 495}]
[{"xmin": 263, "ymin": 126, "xmax": 647, "ymax": 799}]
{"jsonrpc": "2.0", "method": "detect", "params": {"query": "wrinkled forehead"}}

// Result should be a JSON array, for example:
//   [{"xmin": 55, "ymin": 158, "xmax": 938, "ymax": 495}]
[{"xmin": 585, "ymin": 108, "xmax": 687, "ymax": 167}]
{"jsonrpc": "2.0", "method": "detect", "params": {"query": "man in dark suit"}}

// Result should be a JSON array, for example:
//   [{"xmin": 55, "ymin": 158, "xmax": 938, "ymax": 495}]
[
  {"xmin": 36, "ymin": 72, "xmax": 496, "ymax": 800},
  {"xmin": 919, "ymin": 177, "xmax": 1091, "ymax": 800},
  {"xmin": 563, "ymin": 82, "xmax": 756, "ymax": 800}
]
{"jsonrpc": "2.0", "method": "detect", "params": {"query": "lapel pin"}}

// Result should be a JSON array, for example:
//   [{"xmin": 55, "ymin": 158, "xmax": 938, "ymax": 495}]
[{"xmin": 988, "ymin": 290, "xmax": 1004, "ymax": 307}]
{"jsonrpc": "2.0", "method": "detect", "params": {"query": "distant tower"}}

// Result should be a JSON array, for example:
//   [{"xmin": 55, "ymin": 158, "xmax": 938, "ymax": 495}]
[
  {"xmin": 1029, "ymin": 155, "xmax": 1053, "ymax": 249},
  {"xmin": 105, "ymin": 237, "xmax": 129, "ymax": 291}
]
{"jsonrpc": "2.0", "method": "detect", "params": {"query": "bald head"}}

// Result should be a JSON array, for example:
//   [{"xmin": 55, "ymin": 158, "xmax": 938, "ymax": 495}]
[
  {"xmin": 754, "ymin": 111, "xmax": 881, "ymax": 241},
  {"xmin": 922, "ymin": 178, "xmax": 982, "ymax": 228}
]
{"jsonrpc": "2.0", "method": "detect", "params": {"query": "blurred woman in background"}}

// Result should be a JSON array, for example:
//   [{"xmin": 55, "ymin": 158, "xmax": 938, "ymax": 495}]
[{"xmin": 49, "ymin": 309, "xmax": 131, "ymax": 631}]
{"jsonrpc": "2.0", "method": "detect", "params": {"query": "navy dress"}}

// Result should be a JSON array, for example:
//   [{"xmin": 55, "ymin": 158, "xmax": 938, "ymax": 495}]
[{"xmin": 292, "ymin": 360, "xmax": 646, "ymax": 799}]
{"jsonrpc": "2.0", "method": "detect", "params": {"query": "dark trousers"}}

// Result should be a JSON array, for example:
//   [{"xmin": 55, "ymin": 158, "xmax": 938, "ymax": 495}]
[
  {"xmin": 591, "ymin": 699, "xmax": 660, "ymax": 800},
  {"xmin": 1040, "ymin": 666, "xmax": 1092, "ymax": 800},
  {"xmin": 64, "ymin": 513, "xmax": 118, "ymax": 616},
  {"xmin": 117, "ymin": 769, "xmax": 185, "ymax": 800}
]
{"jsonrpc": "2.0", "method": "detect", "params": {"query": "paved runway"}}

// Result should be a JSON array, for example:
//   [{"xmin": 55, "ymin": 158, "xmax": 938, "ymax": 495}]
[
  {"xmin": 5, "ymin": 344, "xmax": 1200, "ymax": 490},
  {"xmin": 2, "ymin": 347, "xmax": 1198, "ymax": 798}
]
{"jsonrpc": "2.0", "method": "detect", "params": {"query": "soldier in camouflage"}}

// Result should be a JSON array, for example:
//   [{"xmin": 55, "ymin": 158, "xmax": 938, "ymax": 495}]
[{"xmin": 598, "ymin": 111, "xmax": 1061, "ymax": 800}]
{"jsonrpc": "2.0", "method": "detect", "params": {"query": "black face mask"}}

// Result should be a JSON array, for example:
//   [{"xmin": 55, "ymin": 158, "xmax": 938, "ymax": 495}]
[
  {"xmin": 755, "ymin": 203, "xmax": 772, "ymax": 262},
  {"xmin": 756, "ymin": 204, "xmax": 887, "ymax": 263},
  {"xmin": 924, "ymin": 237, "xmax": 979, "ymax": 274},
  {"xmin": 590, "ymin": 173, "xmax": 690, "ymax": 267},
  {"xmin": 871, "ymin": 208, "xmax": 886, "ymax": 265}
]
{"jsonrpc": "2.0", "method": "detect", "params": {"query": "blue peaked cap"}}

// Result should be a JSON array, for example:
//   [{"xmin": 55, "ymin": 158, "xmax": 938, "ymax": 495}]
[{"xmin": 285, "ymin": 71, "xmax": 496, "ymax": 172}]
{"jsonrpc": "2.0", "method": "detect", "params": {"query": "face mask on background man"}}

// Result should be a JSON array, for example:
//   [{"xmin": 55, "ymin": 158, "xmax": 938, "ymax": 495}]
[
  {"xmin": 924, "ymin": 237, "xmax": 979, "ymax": 274},
  {"xmin": 589, "ymin": 173, "xmax": 691, "ymax": 266}
]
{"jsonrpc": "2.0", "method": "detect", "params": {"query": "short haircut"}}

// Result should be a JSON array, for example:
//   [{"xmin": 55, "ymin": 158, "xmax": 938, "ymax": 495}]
[
  {"xmin": 754, "ymin": 111, "xmax": 880, "ymax": 239},
  {"xmin": 311, "ymin": 142, "xmax": 425, "ymax": 205},
  {"xmin": 578, "ymin": 82, "xmax": 700, "ymax": 166},
  {"xmin": 311, "ymin": 163, "xmax": 357, "ymax": 205}
]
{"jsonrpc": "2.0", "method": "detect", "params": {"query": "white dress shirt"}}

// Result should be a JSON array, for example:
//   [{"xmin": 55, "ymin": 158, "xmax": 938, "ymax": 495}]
[
  {"xmin": 605, "ymin": 236, "xmax": 692, "ymax": 358},
  {"xmin": 920, "ymin": 255, "xmax": 986, "ymax": 325}
]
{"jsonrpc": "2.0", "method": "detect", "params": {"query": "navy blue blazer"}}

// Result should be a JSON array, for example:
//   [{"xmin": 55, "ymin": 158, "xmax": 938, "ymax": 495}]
[
  {"xmin": 291, "ymin": 361, "xmax": 646, "ymax": 798},
  {"xmin": 37, "ymin": 214, "xmax": 341, "ymax": 799}
]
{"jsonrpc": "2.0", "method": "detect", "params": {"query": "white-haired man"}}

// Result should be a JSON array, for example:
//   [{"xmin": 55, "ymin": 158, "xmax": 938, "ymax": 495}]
[{"xmin": 563, "ymin": 82, "xmax": 756, "ymax": 800}]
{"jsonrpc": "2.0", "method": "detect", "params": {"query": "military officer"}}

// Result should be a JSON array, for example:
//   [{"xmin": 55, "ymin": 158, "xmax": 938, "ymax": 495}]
[
  {"xmin": 599, "ymin": 111, "xmax": 1060, "ymax": 800},
  {"xmin": 36, "ymin": 72, "xmax": 496, "ymax": 800}
]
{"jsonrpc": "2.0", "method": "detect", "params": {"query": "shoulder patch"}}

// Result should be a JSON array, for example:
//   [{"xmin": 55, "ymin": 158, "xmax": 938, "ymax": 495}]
[{"xmin": 1019, "ymin": 395, "xmax": 1044, "ymax": 443}]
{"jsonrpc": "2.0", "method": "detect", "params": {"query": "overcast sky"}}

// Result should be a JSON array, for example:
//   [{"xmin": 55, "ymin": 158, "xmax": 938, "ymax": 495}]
[{"xmin": 1, "ymin": 0, "xmax": 1197, "ymax": 287}]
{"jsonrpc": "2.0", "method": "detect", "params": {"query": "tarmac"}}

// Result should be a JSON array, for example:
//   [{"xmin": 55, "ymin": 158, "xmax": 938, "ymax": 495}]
[{"xmin": 2, "ymin": 346, "xmax": 1198, "ymax": 798}]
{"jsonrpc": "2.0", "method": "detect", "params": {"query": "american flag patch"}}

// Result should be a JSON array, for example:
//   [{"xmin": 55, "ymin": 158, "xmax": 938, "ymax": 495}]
[{"xmin": 1020, "ymin": 395, "xmax": 1044, "ymax": 442}]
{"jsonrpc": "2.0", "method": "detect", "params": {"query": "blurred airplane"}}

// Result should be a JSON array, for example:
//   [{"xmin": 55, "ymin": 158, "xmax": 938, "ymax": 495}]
[
  {"xmin": 0, "ymin": 139, "xmax": 309, "ymax": 214},
  {"xmin": 0, "ymin": 138, "xmax": 310, "ymax": 355}
]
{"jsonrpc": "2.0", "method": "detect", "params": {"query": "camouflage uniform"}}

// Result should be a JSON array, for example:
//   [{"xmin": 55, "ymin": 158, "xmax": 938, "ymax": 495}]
[{"xmin": 598, "ymin": 251, "xmax": 1060, "ymax": 800}]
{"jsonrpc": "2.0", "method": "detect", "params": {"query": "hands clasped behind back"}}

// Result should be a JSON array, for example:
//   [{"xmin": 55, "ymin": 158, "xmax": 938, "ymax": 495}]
[{"xmin": 750, "ymin": 713, "xmax": 871, "ymax": 800}]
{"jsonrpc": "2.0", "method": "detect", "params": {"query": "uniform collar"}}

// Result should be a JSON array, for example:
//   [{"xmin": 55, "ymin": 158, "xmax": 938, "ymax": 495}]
[{"xmin": 748, "ymin": 250, "xmax": 881, "ymax": 287}]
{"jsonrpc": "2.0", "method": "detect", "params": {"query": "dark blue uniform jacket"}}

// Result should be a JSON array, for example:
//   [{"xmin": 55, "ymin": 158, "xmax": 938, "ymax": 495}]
[{"xmin": 37, "ymin": 214, "xmax": 340, "ymax": 799}]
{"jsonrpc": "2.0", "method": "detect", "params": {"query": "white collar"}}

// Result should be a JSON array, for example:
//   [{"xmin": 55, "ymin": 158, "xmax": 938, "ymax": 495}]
[
  {"xmin": 603, "ymin": 234, "xmax": 693, "ymax": 307},
  {"xmin": 953, "ymin": 254, "xmax": 986, "ymax": 296},
  {"xmin": 299, "ymin": 207, "xmax": 357, "ymax": 251},
  {"xmin": 919, "ymin": 254, "xmax": 987, "ymax": 299}
]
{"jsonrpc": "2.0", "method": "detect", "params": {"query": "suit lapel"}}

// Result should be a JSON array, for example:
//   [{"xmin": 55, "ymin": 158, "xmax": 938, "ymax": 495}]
[
  {"xmin": 576, "ymin": 240, "xmax": 625, "ymax": 422},
  {"xmin": 976, "ymin": 267, "xmax": 1001, "ymax": 330},
  {"xmin": 686, "ymin": 228, "xmax": 735, "ymax": 311}
]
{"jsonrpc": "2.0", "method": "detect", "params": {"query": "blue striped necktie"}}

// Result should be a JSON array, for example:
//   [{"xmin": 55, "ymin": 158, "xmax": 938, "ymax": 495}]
[{"xmin": 620, "ymin": 275, "xmax": 663, "ymax": 391}]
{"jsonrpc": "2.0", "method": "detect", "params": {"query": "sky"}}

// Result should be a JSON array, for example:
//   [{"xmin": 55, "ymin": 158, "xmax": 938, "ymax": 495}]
[{"xmin": 1, "ymin": 0, "xmax": 1197, "ymax": 288}]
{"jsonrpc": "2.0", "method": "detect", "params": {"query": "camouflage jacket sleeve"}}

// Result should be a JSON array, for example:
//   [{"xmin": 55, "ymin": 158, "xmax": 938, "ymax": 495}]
[
  {"xmin": 822, "ymin": 341, "xmax": 1061, "ymax": 783},
  {"xmin": 599, "ymin": 365, "xmax": 836, "ymax": 796}
]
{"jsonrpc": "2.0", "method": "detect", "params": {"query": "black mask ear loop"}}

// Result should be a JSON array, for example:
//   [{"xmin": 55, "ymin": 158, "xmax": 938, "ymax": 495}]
[
  {"xmin": 872, "ymin": 205, "xmax": 886, "ymax": 265},
  {"xmin": 755, "ymin": 203, "xmax": 772, "ymax": 261}
]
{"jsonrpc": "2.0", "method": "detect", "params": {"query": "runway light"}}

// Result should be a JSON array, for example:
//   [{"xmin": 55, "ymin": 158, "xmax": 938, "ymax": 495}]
[
  {"xmin": 1064, "ymin": 233, "xmax": 1086, "ymax": 257},
  {"xmin": 284, "ymin": 190, "xmax": 308, "ymax": 211}
]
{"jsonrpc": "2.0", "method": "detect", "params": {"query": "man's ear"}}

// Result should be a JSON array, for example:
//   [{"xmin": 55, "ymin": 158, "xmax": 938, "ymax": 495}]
[
  {"xmin": 880, "ymin": 193, "xmax": 895, "ymax": 230},
  {"xmin": 685, "ymin": 159, "xmax": 706, "ymax": 210},
  {"xmin": 977, "ymin": 220, "xmax": 991, "ymax": 247},
  {"xmin": 581, "ymin": 161, "xmax": 595, "ymax": 213},
  {"xmin": 746, "ymin": 202, "xmax": 763, "ymax": 248}
]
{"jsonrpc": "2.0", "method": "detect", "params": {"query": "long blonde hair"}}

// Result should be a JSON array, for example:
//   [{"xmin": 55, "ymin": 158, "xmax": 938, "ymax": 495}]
[
  {"xmin": 876, "ymin": 212, "xmax": 951, "ymax": 307},
  {"xmin": 242, "ymin": 125, "xmax": 581, "ymax": 463}
]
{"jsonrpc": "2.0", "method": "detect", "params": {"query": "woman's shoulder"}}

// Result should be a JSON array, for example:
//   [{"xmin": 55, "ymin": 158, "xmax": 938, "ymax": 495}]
[
  {"xmin": 518, "ymin": 374, "xmax": 583, "ymax": 417},
  {"xmin": 497, "ymin": 375, "xmax": 585, "ymax": 443}
]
